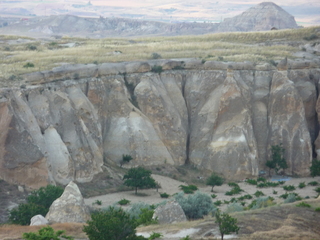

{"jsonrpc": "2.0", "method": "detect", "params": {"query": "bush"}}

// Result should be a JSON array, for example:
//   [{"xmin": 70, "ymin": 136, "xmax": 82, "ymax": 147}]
[
  {"xmin": 248, "ymin": 197, "xmax": 274, "ymax": 209},
  {"xmin": 9, "ymin": 185, "xmax": 63, "ymax": 225},
  {"xmin": 135, "ymin": 207, "xmax": 157, "ymax": 226},
  {"xmin": 298, "ymin": 182, "xmax": 306, "ymax": 189},
  {"xmin": 225, "ymin": 187, "xmax": 243, "ymax": 196},
  {"xmin": 315, "ymin": 207, "xmax": 320, "ymax": 212},
  {"xmin": 296, "ymin": 202, "xmax": 311, "ymax": 208},
  {"xmin": 245, "ymin": 179, "xmax": 257, "ymax": 185},
  {"xmin": 127, "ymin": 202, "xmax": 153, "ymax": 219},
  {"xmin": 83, "ymin": 207, "xmax": 140, "ymax": 240},
  {"xmin": 179, "ymin": 185, "xmax": 198, "ymax": 194},
  {"xmin": 228, "ymin": 182, "xmax": 239, "ymax": 188},
  {"xmin": 253, "ymin": 190, "xmax": 265, "ymax": 198},
  {"xmin": 160, "ymin": 193, "xmax": 170, "ymax": 198},
  {"xmin": 151, "ymin": 65, "xmax": 163, "ymax": 74},
  {"xmin": 308, "ymin": 181, "xmax": 318, "ymax": 186},
  {"xmin": 148, "ymin": 232, "xmax": 162, "ymax": 240},
  {"xmin": 23, "ymin": 62, "xmax": 35, "ymax": 68},
  {"xmin": 151, "ymin": 53, "xmax": 161, "ymax": 59},
  {"xmin": 303, "ymin": 34, "xmax": 318, "ymax": 41},
  {"xmin": 310, "ymin": 159, "xmax": 320, "ymax": 177},
  {"xmin": 174, "ymin": 191, "xmax": 215, "ymax": 219},
  {"xmin": 93, "ymin": 200, "xmax": 102, "ymax": 206},
  {"xmin": 283, "ymin": 185, "xmax": 296, "ymax": 191},
  {"xmin": 23, "ymin": 226, "xmax": 73, "ymax": 240},
  {"xmin": 214, "ymin": 200, "xmax": 222, "ymax": 206},
  {"xmin": 211, "ymin": 194, "xmax": 217, "ymax": 199},
  {"xmin": 118, "ymin": 198, "xmax": 131, "ymax": 205},
  {"xmin": 27, "ymin": 45, "xmax": 37, "ymax": 50},
  {"xmin": 314, "ymin": 187, "xmax": 320, "ymax": 194},
  {"xmin": 225, "ymin": 203, "xmax": 244, "ymax": 213},
  {"xmin": 257, "ymin": 177, "xmax": 267, "ymax": 182},
  {"xmin": 284, "ymin": 193, "xmax": 297, "ymax": 203}
]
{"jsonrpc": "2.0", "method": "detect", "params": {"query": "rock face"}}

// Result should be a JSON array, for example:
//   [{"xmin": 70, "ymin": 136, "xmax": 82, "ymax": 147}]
[
  {"xmin": 45, "ymin": 181, "xmax": 90, "ymax": 223},
  {"xmin": 218, "ymin": 2, "xmax": 299, "ymax": 32},
  {"xmin": 30, "ymin": 215, "xmax": 49, "ymax": 226},
  {"xmin": 0, "ymin": 58, "xmax": 319, "ymax": 188},
  {"xmin": 153, "ymin": 201, "xmax": 187, "ymax": 224}
]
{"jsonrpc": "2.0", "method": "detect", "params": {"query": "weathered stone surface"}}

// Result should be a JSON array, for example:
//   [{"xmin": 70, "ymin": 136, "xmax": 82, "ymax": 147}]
[
  {"xmin": 153, "ymin": 201, "xmax": 187, "ymax": 224},
  {"xmin": 0, "ymin": 59, "xmax": 319, "ymax": 188},
  {"xmin": 46, "ymin": 181, "xmax": 90, "ymax": 223},
  {"xmin": 218, "ymin": 2, "xmax": 298, "ymax": 32},
  {"xmin": 30, "ymin": 215, "xmax": 49, "ymax": 226},
  {"xmin": 267, "ymin": 72, "xmax": 312, "ymax": 175}
]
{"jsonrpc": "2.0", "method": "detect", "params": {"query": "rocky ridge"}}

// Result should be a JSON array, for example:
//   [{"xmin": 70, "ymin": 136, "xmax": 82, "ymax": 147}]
[
  {"xmin": 0, "ymin": 57, "xmax": 319, "ymax": 189},
  {"xmin": 0, "ymin": 2, "xmax": 299, "ymax": 38}
]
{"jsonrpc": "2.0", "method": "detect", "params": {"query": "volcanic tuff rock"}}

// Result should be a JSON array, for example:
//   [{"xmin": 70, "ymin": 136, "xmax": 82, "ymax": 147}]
[
  {"xmin": 0, "ymin": 58, "xmax": 319, "ymax": 188},
  {"xmin": 45, "ymin": 181, "xmax": 90, "ymax": 223},
  {"xmin": 153, "ymin": 201, "xmax": 187, "ymax": 224},
  {"xmin": 218, "ymin": 2, "xmax": 298, "ymax": 32}
]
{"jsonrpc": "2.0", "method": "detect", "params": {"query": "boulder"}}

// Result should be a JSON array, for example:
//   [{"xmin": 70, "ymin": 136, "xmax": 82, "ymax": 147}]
[
  {"xmin": 153, "ymin": 201, "xmax": 187, "ymax": 224},
  {"xmin": 30, "ymin": 215, "xmax": 49, "ymax": 226},
  {"xmin": 46, "ymin": 181, "xmax": 90, "ymax": 223}
]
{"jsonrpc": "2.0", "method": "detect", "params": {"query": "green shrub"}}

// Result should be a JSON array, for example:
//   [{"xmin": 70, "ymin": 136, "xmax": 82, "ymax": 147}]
[
  {"xmin": 23, "ymin": 62, "xmax": 35, "ymax": 68},
  {"xmin": 23, "ymin": 226, "xmax": 73, "ymax": 240},
  {"xmin": 174, "ymin": 191, "xmax": 215, "ymax": 219},
  {"xmin": 308, "ymin": 181, "xmax": 318, "ymax": 186},
  {"xmin": 118, "ymin": 198, "xmax": 131, "ymax": 205},
  {"xmin": 211, "ymin": 194, "xmax": 217, "ymax": 199},
  {"xmin": 283, "ymin": 185, "xmax": 296, "ymax": 191},
  {"xmin": 298, "ymin": 182, "xmax": 306, "ymax": 189},
  {"xmin": 151, "ymin": 65, "xmax": 163, "ymax": 74},
  {"xmin": 160, "ymin": 193, "xmax": 170, "ymax": 198},
  {"xmin": 249, "ymin": 197, "xmax": 274, "ymax": 209},
  {"xmin": 180, "ymin": 236, "xmax": 191, "ymax": 240},
  {"xmin": 253, "ymin": 190, "xmax": 265, "ymax": 198},
  {"xmin": 172, "ymin": 65, "xmax": 185, "ymax": 70},
  {"xmin": 284, "ymin": 193, "xmax": 297, "ymax": 203},
  {"xmin": 151, "ymin": 53, "xmax": 161, "ymax": 59},
  {"xmin": 310, "ymin": 159, "xmax": 320, "ymax": 177},
  {"xmin": 257, "ymin": 177, "xmax": 267, "ymax": 182},
  {"xmin": 225, "ymin": 203, "xmax": 244, "ymax": 213},
  {"xmin": 135, "ymin": 208, "xmax": 157, "ymax": 226},
  {"xmin": 225, "ymin": 187, "xmax": 243, "ymax": 196},
  {"xmin": 148, "ymin": 232, "xmax": 162, "ymax": 239},
  {"xmin": 9, "ymin": 185, "xmax": 63, "ymax": 225},
  {"xmin": 315, "ymin": 207, "xmax": 320, "ymax": 212},
  {"xmin": 280, "ymin": 193, "xmax": 289, "ymax": 199},
  {"xmin": 179, "ymin": 185, "xmax": 198, "ymax": 194},
  {"xmin": 93, "ymin": 200, "xmax": 102, "ymax": 206},
  {"xmin": 127, "ymin": 202, "xmax": 153, "ymax": 219},
  {"xmin": 228, "ymin": 182, "xmax": 239, "ymax": 188},
  {"xmin": 245, "ymin": 179, "xmax": 257, "ymax": 185},
  {"xmin": 296, "ymin": 202, "xmax": 311, "ymax": 208},
  {"xmin": 214, "ymin": 200, "xmax": 222, "ymax": 206},
  {"xmin": 27, "ymin": 45, "xmax": 37, "ymax": 50},
  {"xmin": 303, "ymin": 34, "xmax": 318, "ymax": 41},
  {"xmin": 314, "ymin": 187, "xmax": 320, "ymax": 194},
  {"xmin": 83, "ymin": 207, "xmax": 139, "ymax": 240},
  {"xmin": 273, "ymin": 190, "xmax": 278, "ymax": 194}
]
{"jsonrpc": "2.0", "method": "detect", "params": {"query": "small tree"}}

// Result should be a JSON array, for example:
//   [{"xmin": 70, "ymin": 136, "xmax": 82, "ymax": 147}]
[
  {"xmin": 120, "ymin": 154, "xmax": 133, "ymax": 167},
  {"xmin": 123, "ymin": 167, "xmax": 157, "ymax": 194},
  {"xmin": 83, "ymin": 207, "xmax": 140, "ymax": 240},
  {"xmin": 215, "ymin": 210, "xmax": 240, "ymax": 240},
  {"xmin": 266, "ymin": 144, "xmax": 288, "ymax": 175},
  {"xmin": 206, "ymin": 173, "xmax": 224, "ymax": 192},
  {"xmin": 23, "ymin": 226, "xmax": 73, "ymax": 240},
  {"xmin": 310, "ymin": 159, "xmax": 320, "ymax": 177}
]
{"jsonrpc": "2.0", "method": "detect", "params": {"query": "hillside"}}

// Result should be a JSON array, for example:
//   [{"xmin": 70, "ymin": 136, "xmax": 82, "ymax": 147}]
[{"xmin": 0, "ymin": 2, "xmax": 300, "ymax": 38}]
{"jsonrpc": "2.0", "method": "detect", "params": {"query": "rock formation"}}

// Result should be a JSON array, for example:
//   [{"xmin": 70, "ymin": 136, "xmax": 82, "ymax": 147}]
[
  {"xmin": 30, "ymin": 215, "xmax": 49, "ymax": 226},
  {"xmin": 0, "ymin": 58, "xmax": 319, "ymax": 188},
  {"xmin": 153, "ymin": 201, "xmax": 187, "ymax": 224},
  {"xmin": 218, "ymin": 2, "xmax": 299, "ymax": 32},
  {"xmin": 45, "ymin": 181, "xmax": 90, "ymax": 223}
]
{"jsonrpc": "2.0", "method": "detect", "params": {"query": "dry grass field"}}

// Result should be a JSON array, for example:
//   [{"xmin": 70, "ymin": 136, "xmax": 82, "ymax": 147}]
[{"xmin": 0, "ymin": 26, "xmax": 319, "ymax": 85}]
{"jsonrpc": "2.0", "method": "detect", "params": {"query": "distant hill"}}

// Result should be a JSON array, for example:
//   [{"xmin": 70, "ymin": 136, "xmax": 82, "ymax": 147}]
[
  {"xmin": 0, "ymin": 2, "xmax": 300, "ymax": 38},
  {"xmin": 218, "ymin": 2, "xmax": 299, "ymax": 32}
]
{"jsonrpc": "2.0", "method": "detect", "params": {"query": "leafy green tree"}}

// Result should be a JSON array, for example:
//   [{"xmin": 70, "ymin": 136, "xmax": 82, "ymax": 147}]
[
  {"xmin": 121, "ymin": 154, "xmax": 133, "ymax": 167},
  {"xmin": 310, "ymin": 158, "xmax": 320, "ymax": 177},
  {"xmin": 215, "ymin": 210, "xmax": 240, "ymax": 240},
  {"xmin": 9, "ymin": 185, "xmax": 63, "ymax": 225},
  {"xmin": 83, "ymin": 207, "xmax": 142, "ymax": 240},
  {"xmin": 266, "ymin": 144, "xmax": 288, "ymax": 175},
  {"xmin": 123, "ymin": 167, "xmax": 156, "ymax": 194},
  {"xmin": 206, "ymin": 173, "xmax": 224, "ymax": 192},
  {"xmin": 23, "ymin": 226, "xmax": 73, "ymax": 240}
]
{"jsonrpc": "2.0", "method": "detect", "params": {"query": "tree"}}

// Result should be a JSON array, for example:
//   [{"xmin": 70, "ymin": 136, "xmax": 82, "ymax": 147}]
[
  {"xmin": 206, "ymin": 173, "xmax": 224, "ymax": 192},
  {"xmin": 123, "ymin": 167, "xmax": 156, "ymax": 194},
  {"xmin": 120, "ymin": 154, "xmax": 133, "ymax": 167},
  {"xmin": 310, "ymin": 158, "xmax": 320, "ymax": 177},
  {"xmin": 265, "ymin": 144, "xmax": 288, "ymax": 175},
  {"xmin": 83, "ymin": 207, "xmax": 141, "ymax": 240},
  {"xmin": 9, "ymin": 185, "xmax": 63, "ymax": 225},
  {"xmin": 23, "ymin": 226, "xmax": 73, "ymax": 240},
  {"xmin": 215, "ymin": 210, "xmax": 240, "ymax": 240}
]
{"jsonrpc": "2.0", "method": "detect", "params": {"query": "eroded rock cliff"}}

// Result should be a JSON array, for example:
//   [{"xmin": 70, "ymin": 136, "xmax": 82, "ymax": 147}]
[{"xmin": 0, "ymin": 58, "xmax": 319, "ymax": 188}]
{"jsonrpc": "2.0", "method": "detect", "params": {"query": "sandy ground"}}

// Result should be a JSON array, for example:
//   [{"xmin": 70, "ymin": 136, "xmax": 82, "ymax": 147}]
[{"xmin": 84, "ymin": 174, "xmax": 320, "ymax": 239}]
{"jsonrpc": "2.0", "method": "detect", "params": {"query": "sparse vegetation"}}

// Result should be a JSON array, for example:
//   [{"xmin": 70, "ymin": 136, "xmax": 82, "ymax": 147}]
[
  {"xmin": 22, "ymin": 226, "xmax": 73, "ymax": 240},
  {"xmin": 308, "ymin": 181, "xmax": 319, "ymax": 186},
  {"xmin": 303, "ymin": 33, "xmax": 318, "ymax": 41},
  {"xmin": 283, "ymin": 185, "xmax": 296, "ymax": 191},
  {"xmin": 296, "ymin": 202, "xmax": 311, "ymax": 208},
  {"xmin": 118, "ymin": 198, "xmax": 131, "ymax": 205},
  {"xmin": 23, "ymin": 62, "xmax": 35, "ymax": 68},
  {"xmin": 151, "ymin": 65, "xmax": 163, "ymax": 74},
  {"xmin": 93, "ymin": 200, "xmax": 102, "ymax": 206}
]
